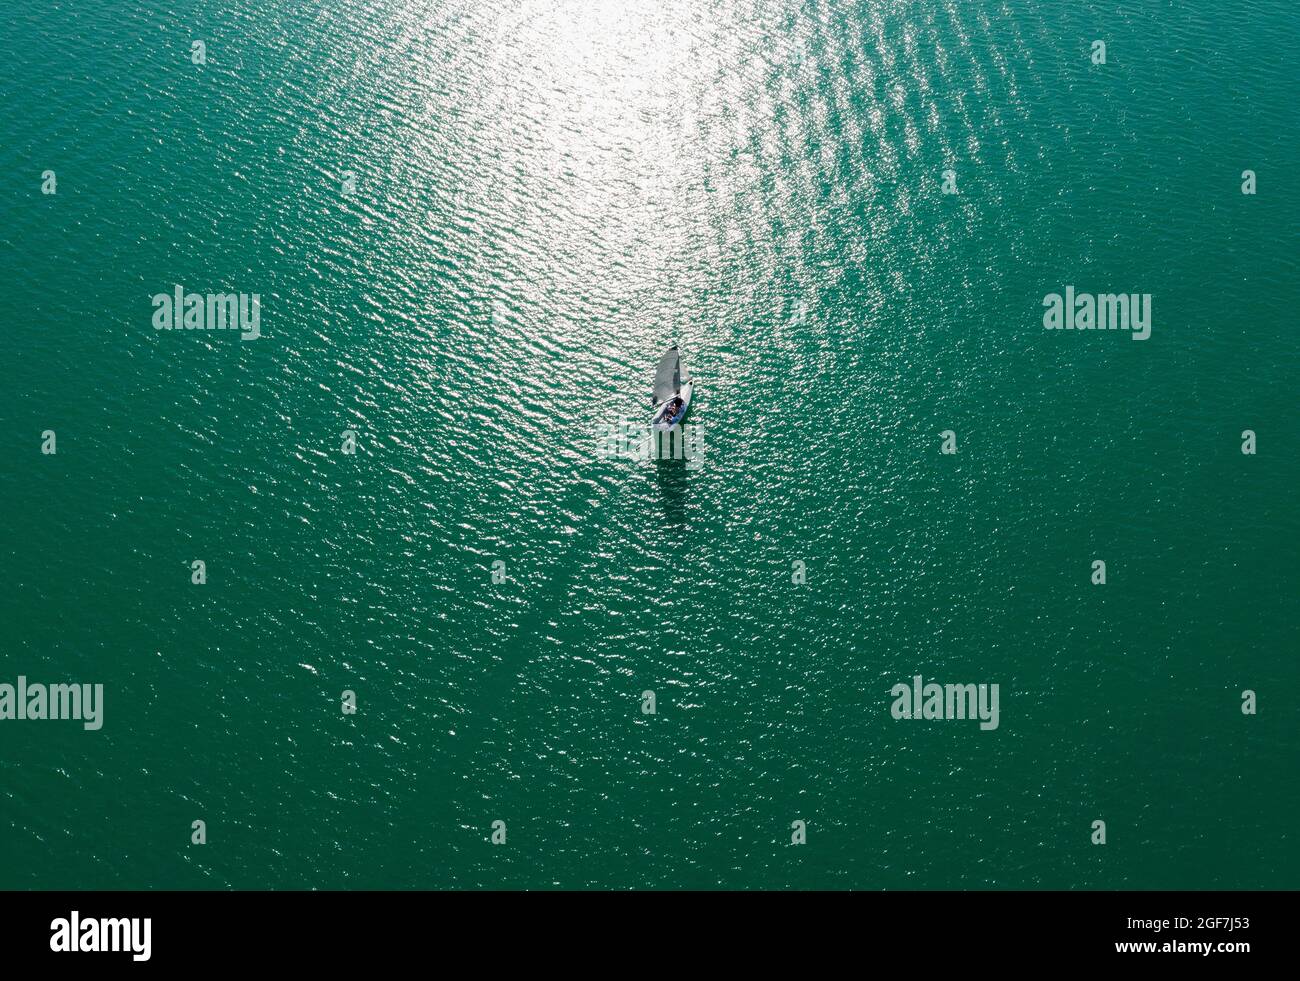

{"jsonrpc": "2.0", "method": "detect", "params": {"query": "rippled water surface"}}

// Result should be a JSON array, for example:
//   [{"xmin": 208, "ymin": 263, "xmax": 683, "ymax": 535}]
[{"xmin": 1, "ymin": 0, "xmax": 1297, "ymax": 888}]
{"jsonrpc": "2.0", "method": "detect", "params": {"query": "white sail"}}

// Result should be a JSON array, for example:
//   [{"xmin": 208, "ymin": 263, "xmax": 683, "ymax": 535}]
[{"xmin": 653, "ymin": 346, "xmax": 680, "ymax": 404}]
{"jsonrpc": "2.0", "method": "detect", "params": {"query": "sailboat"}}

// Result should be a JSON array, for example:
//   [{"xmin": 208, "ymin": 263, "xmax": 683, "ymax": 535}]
[{"xmin": 651, "ymin": 346, "xmax": 693, "ymax": 432}]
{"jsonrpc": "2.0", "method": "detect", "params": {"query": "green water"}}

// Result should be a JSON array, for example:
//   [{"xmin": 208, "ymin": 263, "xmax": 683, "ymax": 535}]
[{"xmin": 1, "ymin": 0, "xmax": 1297, "ymax": 889}]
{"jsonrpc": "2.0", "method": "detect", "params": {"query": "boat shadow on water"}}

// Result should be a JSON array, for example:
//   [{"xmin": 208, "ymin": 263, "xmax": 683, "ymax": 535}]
[{"xmin": 652, "ymin": 454, "xmax": 690, "ymax": 526}]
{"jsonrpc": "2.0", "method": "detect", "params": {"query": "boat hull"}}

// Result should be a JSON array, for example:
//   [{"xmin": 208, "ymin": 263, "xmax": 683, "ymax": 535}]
[{"xmin": 652, "ymin": 382, "xmax": 693, "ymax": 432}]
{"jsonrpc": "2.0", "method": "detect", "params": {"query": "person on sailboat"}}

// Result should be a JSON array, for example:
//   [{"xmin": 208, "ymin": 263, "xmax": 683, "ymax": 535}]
[{"xmin": 664, "ymin": 396, "xmax": 683, "ymax": 421}]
